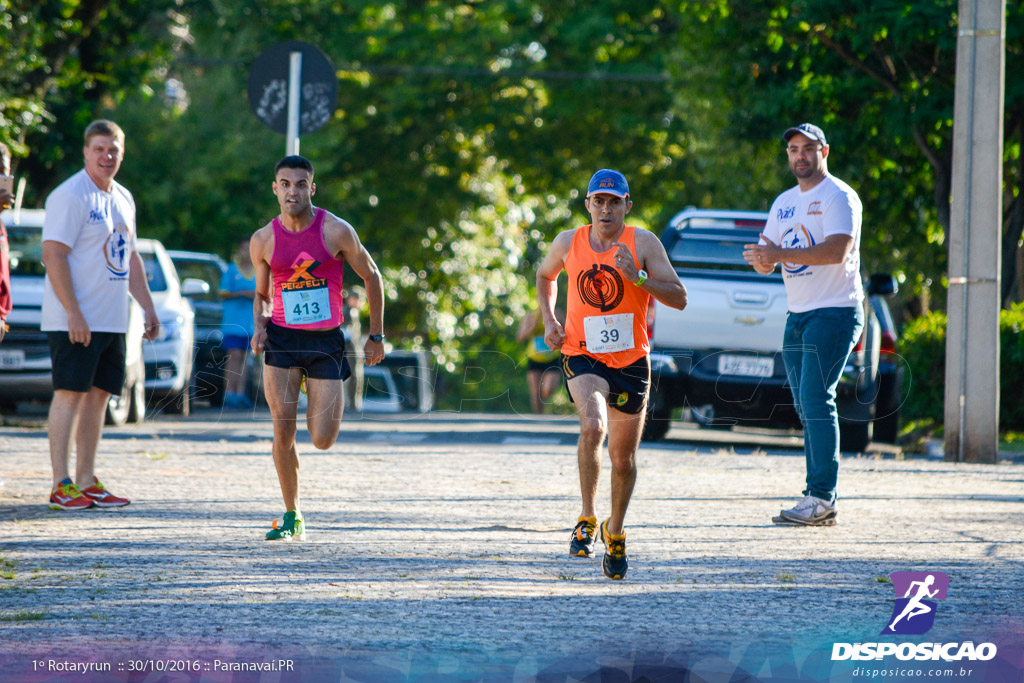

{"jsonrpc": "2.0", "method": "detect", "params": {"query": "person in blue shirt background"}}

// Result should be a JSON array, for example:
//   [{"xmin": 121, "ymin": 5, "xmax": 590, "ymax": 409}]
[{"xmin": 219, "ymin": 238, "xmax": 257, "ymax": 409}]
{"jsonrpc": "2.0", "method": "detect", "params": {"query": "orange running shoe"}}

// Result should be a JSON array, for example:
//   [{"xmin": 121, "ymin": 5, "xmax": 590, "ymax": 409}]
[
  {"xmin": 80, "ymin": 477, "xmax": 131, "ymax": 508},
  {"xmin": 49, "ymin": 478, "xmax": 94, "ymax": 511}
]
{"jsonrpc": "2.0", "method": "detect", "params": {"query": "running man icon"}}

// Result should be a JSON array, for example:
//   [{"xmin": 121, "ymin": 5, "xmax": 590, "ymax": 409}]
[{"xmin": 882, "ymin": 571, "xmax": 949, "ymax": 635}]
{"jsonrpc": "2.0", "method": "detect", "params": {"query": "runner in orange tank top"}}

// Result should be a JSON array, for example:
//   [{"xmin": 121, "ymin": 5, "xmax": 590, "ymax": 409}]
[{"xmin": 536, "ymin": 169, "xmax": 687, "ymax": 580}]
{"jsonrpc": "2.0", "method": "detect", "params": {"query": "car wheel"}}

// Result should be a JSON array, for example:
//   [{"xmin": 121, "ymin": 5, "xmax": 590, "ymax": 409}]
[
  {"xmin": 165, "ymin": 359, "xmax": 193, "ymax": 416},
  {"xmin": 128, "ymin": 373, "xmax": 146, "ymax": 424},
  {"xmin": 105, "ymin": 379, "xmax": 132, "ymax": 426},
  {"xmin": 690, "ymin": 404, "xmax": 732, "ymax": 430},
  {"xmin": 839, "ymin": 421, "xmax": 872, "ymax": 453},
  {"xmin": 165, "ymin": 380, "xmax": 192, "ymax": 416},
  {"xmin": 641, "ymin": 410, "xmax": 671, "ymax": 442}
]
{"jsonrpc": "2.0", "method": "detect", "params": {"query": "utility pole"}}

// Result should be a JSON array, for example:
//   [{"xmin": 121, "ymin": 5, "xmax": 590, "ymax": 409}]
[{"xmin": 945, "ymin": 0, "xmax": 1005, "ymax": 463}]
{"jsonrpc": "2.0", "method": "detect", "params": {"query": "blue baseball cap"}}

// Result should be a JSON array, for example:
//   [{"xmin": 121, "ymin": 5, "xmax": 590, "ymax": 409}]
[
  {"xmin": 587, "ymin": 169, "xmax": 630, "ymax": 198},
  {"xmin": 783, "ymin": 123, "xmax": 828, "ymax": 147}
]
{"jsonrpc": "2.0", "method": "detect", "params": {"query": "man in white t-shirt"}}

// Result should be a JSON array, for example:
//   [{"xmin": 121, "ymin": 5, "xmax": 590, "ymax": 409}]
[
  {"xmin": 743, "ymin": 123, "xmax": 865, "ymax": 526},
  {"xmin": 41, "ymin": 120, "xmax": 160, "ymax": 511}
]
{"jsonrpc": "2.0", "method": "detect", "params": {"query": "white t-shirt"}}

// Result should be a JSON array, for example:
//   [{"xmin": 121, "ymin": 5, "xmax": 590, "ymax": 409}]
[
  {"xmin": 42, "ymin": 169, "xmax": 137, "ymax": 333},
  {"xmin": 762, "ymin": 174, "xmax": 863, "ymax": 313}
]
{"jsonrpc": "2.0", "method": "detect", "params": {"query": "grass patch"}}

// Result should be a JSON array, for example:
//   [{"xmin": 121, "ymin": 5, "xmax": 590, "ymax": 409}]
[
  {"xmin": 775, "ymin": 573, "xmax": 796, "ymax": 583},
  {"xmin": 0, "ymin": 611, "xmax": 45, "ymax": 622},
  {"xmin": 0, "ymin": 570, "xmax": 15, "ymax": 580},
  {"xmin": 1000, "ymin": 431, "xmax": 1024, "ymax": 452},
  {"xmin": 557, "ymin": 573, "xmax": 578, "ymax": 581},
  {"xmin": 875, "ymin": 576, "xmax": 893, "ymax": 583}
]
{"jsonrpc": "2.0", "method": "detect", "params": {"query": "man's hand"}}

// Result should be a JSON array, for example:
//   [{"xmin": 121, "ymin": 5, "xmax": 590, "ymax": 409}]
[
  {"xmin": 364, "ymin": 337, "xmax": 385, "ymax": 366},
  {"xmin": 612, "ymin": 242, "xmax": 641, "ymax": 283},
  {"xmin": 0, "ymin": 191, "xmax": 13, "ymax": 210},
  {"xmin": 143, "ymin": 308, "xmax": 162, "ymax": 342},
  {"xmin": 544, "ymin": 318, "xmax": 566, "ymax": 351},
  {"xmin": 67, "ymin": 310, "xmax": 92, "ymax": 347},
  {"xmin": 743, "ymin": 235, "xmax": 781, "ymax": 274},
  {"xmin": 251, "ymin": 324, "xmax": 268, "ymax": 354}
]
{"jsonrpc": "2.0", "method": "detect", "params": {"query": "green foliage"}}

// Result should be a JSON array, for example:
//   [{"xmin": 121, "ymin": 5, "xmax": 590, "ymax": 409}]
[
  {"xmin": 900, "ymin": 310, "xmax": 947, "ymax": 424},
  {"xmin": 5, "ymin": 1, "xmax": 1024, "ymax": 406},
  {"xmin": 1, "ymin": 0, "xmax": 188, "ymax": 203},
  {"xmin": 901, "ymin": 304, "xmax": 1024, "ymax": 429},
  {"xmin": 681, "ymin": 0, "xmax": 1024, "ymax": 315},
  {"xmin": 100, "ymin": 1, "xmax": 737, "ymax": 401}
]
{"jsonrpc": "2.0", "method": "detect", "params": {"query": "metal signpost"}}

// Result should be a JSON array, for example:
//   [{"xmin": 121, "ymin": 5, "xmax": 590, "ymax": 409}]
[{"xmin": 247, "ymin": 41, "xmax": 338, "ymax": 155}]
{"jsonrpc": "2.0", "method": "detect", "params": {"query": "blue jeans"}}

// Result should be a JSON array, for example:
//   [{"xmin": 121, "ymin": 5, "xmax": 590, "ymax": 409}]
[{"xmin": 782, "ymin": 306, "xmax": 864, "ymax": 503}]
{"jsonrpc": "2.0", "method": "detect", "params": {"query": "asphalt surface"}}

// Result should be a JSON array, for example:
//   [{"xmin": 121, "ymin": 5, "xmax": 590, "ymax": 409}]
[{"xmin": 1, "ymin": 408, "xmax": 1022, "ymax": 682}]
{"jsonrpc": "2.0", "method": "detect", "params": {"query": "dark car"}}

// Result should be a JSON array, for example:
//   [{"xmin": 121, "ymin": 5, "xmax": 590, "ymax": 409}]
[
  {"xmin": 168, "ymin": 250, "xmax": 228, "ymax": 406},
  {"xmin": 870, "ymin": 294, "xmax": 905, "ymax": 443}
]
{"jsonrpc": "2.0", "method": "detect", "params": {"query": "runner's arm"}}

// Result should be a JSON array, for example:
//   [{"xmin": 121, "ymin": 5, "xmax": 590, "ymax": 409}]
[
  {"xmin": 332, "ymin": 220, "xmax": 385, "ymax": 366},
  {"xmin": 250, "ymin": 227, "xmax": 273, "ymax": 353},
  {"xmin": 633, "ymin": 230, "xmax": 687, "ymax": 310},
  {"xmin": 536, "ymin": 231, "xmax": 572, "ymax": 350}
]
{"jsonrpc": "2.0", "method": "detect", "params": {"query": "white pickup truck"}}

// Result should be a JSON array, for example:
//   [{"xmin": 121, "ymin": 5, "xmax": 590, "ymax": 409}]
[{"xmin": 643, "ymin": 208, "xmax": 898, "ymax": 452}]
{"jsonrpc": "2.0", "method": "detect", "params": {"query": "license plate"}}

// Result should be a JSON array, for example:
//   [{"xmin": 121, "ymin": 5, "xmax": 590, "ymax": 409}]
[
  {"xmin": 0, "ymin": 349, "xmax": 25, "ymax": 370},
  {"xmin": 718, "ymin": 354, "xmax": 773, "ymax": 378}
]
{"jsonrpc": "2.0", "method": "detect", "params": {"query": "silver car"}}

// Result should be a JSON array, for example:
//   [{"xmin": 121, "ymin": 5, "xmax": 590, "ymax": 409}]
[{"xmin": 135, "ymin": 238, "xmax": 208, "ymax": 416}]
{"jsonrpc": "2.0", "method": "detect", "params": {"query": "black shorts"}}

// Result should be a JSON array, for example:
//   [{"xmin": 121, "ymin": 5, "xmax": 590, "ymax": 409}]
[
  {"xmin": 264, "ymin": 322, "xmax": 352, "ymax": 381},
  {"xmin": 48, "ymin": 332, "xmax": 126, "ymax": 395},
  {"xmin": 562, "ymin": 354, "xmax": 651, "ymax": 415}
]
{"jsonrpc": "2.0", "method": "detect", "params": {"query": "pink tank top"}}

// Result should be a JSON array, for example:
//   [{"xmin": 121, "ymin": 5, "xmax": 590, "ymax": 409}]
[{"xmin": 270, "ymin": 208, "xmax": 345, "ymax": 329}]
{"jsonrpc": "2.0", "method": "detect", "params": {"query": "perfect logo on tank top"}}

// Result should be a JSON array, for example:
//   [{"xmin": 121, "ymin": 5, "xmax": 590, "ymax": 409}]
[
  {"xmin": 282, "ymin": 253, "xmax": 332, "ymax": 325},
  {"xmin": 576, "ymin": 264, "xmax": 623, "ymax": 313}
]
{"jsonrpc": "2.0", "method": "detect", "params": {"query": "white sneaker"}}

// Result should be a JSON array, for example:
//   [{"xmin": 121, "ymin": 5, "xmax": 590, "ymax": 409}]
[{"xmin": 779, "ymin": 495, "xmax": 837, "ymax": 526}]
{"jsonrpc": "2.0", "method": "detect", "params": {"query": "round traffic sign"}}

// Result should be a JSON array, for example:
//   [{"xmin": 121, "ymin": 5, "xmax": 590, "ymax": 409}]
[{"xmin": 247, "ymin": 41, "xmax": 338, "ymax": 135}]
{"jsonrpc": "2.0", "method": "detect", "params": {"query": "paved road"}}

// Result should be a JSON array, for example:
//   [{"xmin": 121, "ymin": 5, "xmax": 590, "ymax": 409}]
[{"xmin": 0, "ymin": 409, "xmax": 1021, "ymax": 682}]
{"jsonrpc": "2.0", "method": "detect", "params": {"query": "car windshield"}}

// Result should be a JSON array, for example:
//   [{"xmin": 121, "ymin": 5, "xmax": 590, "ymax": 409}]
[
  {"xmin": 139, "ymin": 253, "xmax": 168, "ymax": 292},
  {"xmin": 171, "ymin": 259, "xmax": 222, "ymax": 301},
  {"xmin": 668, "ymin": 226, "xmax": 772, "ymax": 273},
  {"xmin": 5, "ymin": 226, "xmax": 46, "ymax": 277}
]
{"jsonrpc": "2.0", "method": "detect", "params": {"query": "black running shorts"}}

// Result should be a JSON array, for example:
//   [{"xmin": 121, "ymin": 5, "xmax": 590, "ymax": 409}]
[
  {"xmin": 48, "ymin": 331, "xmax": 127, "ymax": 395},
  {"xmin": 561, "ymin": 354, "xmax": 651, "ymax": 415},
  {"xmin": 264, "ymin": 322, "xmax": 352, "ymax": 381}
]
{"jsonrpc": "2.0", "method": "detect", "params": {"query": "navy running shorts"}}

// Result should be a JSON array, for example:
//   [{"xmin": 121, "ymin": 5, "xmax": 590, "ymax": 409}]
[
  {"xmin": 561, "ymin": 354, "xmax": 651, "ymax": 415},
  {"xmin": 264, "ymin": 322, "xmax": 352, "ymax": 381}
]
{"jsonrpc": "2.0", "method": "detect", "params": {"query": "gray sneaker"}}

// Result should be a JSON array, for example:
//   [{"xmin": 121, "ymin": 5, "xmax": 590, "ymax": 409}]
[{"xmin": 778, "ymin": 495, "xmax": 836, "ymax": 526}]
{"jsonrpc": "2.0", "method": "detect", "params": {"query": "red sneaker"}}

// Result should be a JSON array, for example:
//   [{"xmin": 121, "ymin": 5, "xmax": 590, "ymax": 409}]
[
  {"xmin": 49, "ymin": 478, "xmax": 94, "ymax": 510},
  {"xmin": 80, "ymin": 477, "xmax": 131, "ymax": 508}
]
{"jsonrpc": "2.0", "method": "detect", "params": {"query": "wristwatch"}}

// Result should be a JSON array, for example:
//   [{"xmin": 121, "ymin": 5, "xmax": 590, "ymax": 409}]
[
  {"xmin": 368, "ymin": 334, "xmax": 385, "ymax": 343},
  {"xmin": 634, "ymin": 269, "xmax": 648, "ymax": 287}
]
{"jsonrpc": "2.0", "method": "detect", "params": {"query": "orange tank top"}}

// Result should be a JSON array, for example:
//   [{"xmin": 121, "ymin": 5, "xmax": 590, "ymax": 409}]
[{"xmin": 562, "ymin": 225, "xmax": 650, "ymax": 368}]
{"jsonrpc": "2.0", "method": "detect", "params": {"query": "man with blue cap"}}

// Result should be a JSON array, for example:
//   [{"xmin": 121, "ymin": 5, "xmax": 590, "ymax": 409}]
[
  {"xmin": 536, "ymin": 168, "xmax": 687, "ymax": 579},
  {"xmin": 743, "ymin": 123, "xmax": 865, "ymax": 526}
]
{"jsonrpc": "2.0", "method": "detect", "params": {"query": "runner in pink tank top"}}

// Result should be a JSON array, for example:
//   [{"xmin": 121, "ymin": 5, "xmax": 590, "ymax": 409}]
[
  {"xmin": 270, "ymin": 207, "xmax": 345, "ymax": 330},
  {"xmin": 250, "ymin": 155, "xmax": 387, "ymax": 542}
]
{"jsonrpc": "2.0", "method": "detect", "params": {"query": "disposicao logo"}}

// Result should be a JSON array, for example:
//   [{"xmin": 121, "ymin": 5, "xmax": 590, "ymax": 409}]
[
  {"xmin": 883, "ymin": 571, "xmax": 948, "ymax": 635},
  {"xmin": 831, "ymin": 571, "xmax": 997, "ymax": 662}
]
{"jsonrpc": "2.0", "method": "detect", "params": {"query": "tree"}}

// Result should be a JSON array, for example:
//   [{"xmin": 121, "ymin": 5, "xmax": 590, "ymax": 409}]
[
  {"xmin": 681, "ymin": 0, "xmax": 1024, "ymax": 311},
  {"xmin": 107, "ymin": 0, "xmax": 738, "ymax": 407},
  {"xmin": 0, "ymin": 0, "xmax": 189, "ymax": 202}
]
